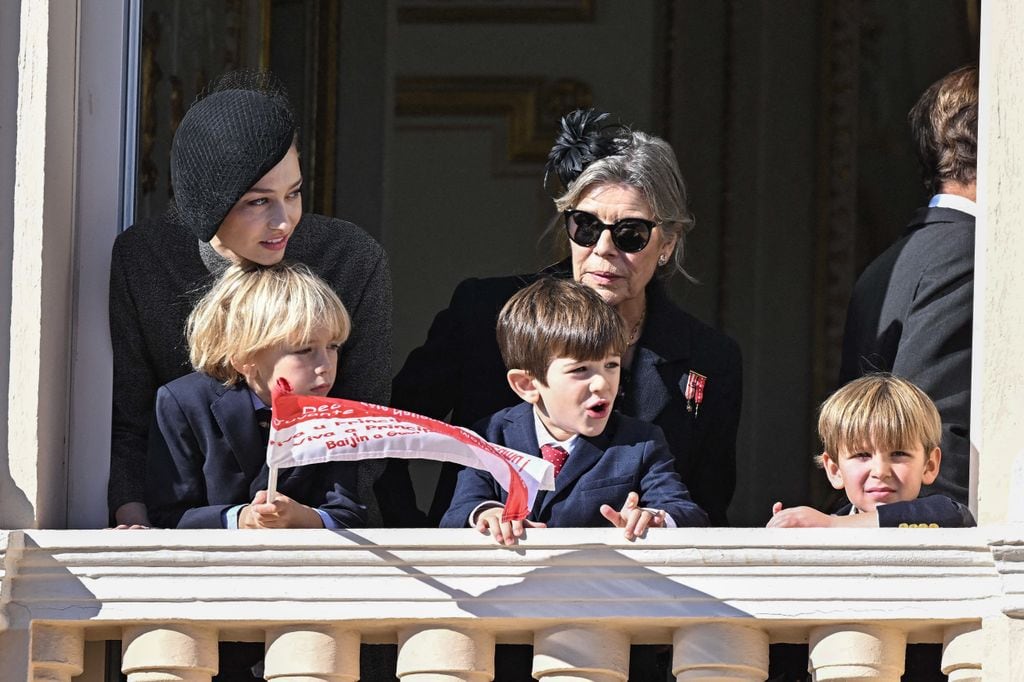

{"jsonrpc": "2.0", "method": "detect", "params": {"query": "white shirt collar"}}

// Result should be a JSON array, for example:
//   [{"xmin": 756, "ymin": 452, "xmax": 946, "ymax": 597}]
[
  {"xmin": 929, "ymin": 193, "xmax": 977, "ymax": 217},
  {"xmin": 532, "ymin": 407, "xmax": 578, "ymax": 453}
]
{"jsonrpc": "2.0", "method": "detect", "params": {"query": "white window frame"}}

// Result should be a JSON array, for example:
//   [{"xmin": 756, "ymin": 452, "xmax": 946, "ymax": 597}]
[{"xmin": 67, "ymin": 0, "xmax": 140, "ymax": 528}]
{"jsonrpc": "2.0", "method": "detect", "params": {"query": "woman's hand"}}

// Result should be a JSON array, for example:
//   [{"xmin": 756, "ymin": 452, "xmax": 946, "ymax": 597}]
[
  {"xmin": 112, "ymin": 502, "xmax": 151, "ymax": 529},
  {"xmin": 475, "ymin": 507, "xmax": 546, "ymax": 546},
  {"xmin": 239, "ymin": 490, "xmax": 323, "ymax": 529},
  {"xmin": 600, "ymin": 491, "xmax": 666, "ymax": 540}
]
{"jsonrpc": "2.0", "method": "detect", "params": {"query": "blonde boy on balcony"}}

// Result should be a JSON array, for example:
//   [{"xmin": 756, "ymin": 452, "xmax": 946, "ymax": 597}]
[
  {"xmin": 768, "ymin": 373, "xmax": 975, "ymax": 528},
  {"xmin": 440, "ymin": 278, "xmax": 708, "ymax": 544},
  {"xmin": 145, "ymin": 261, "xmax": 366, "ymax": 531}
]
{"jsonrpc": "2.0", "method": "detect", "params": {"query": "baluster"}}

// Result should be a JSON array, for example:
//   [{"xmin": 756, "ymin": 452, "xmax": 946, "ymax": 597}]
[
  {"xmin": 396, "ymin": 627, "xmax": 494, "ymax": 681},
  {"xmin": 30, "ymin": 624, "xmax": 84, "ymax": 682},
  {"xmin": 264, "ymin": 625, "xmax": 360, "ymax": 682},
  {"xmin": 672, "ymin": 623, "xmax": 768, "ymax": 681},
  {"xmin": 532, "ymin": 625, "xmax": 629, "ymax": 682},
  {"xmin": 941, "ymin": 622, "xmax": 982, "ymax": 681},
  {"xmin": 121, "ymin": 625, "xmax": 218, "ymax": 682},
  {"xmin": 808, "ymin": 624, "xmax": 905, "ymax": 681},
  {"xmin": 979, "ymin": 614, "xmax": 1024, "ymax": 680}
]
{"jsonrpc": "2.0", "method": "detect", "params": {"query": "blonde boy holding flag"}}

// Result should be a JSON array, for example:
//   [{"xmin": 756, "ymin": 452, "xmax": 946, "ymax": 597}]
[{"xmin": 145, "ymin": 261, "xmax": 366, "ymax": 530}]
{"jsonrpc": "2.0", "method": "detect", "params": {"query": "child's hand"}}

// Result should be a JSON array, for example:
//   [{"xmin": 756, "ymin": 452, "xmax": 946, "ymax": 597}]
[
  {"xmin": 766, "ymin": 501, "xmax": 834, "ymax": 528},
  {"xmin": 239, "ymin": 490, "xmax": 324, "ymax": 529},
  {"xmin": 600, "ymin": 491, "xmax": 667, "ymax": 540},
  {"xmin": 475, "ymin": 507, "xmax": 546, "ymax": 546}
]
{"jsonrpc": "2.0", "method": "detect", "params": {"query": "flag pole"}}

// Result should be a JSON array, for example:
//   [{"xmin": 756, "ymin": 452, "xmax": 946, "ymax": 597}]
[{"xmin": 266, "ymin": 465, "xmax": 278, "ymax": 504}]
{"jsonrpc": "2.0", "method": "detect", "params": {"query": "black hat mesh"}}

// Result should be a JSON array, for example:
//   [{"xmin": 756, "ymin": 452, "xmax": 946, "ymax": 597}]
[{"xmin": 169, "ymin": 70, "xmax": 296, "ymax": 242}]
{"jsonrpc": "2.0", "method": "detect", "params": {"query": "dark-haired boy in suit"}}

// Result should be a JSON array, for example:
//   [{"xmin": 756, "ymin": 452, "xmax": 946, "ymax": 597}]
[
  {"xmin": 767, "ymin": 373, "xmax": 975, "ymax": 528},
  {"xmin": 146, "ymin": 261, "xmax": 366, "ymax": 531},
  {"xmin": 441, "ymin": 278, "xmax": 708, "ymax": 542}
]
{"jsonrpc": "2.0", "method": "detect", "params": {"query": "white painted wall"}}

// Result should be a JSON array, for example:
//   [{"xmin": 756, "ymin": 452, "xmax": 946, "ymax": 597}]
[
  {"xmin": 973, "ymin": 0, "xmax": 1024, "ymax": 524},
  {"xmin": 66, "ymin": 0, "xmax": 135, "ymax": 529},
  {"xmin": 0, "ymin": 0, "xmax": 25, "ymax": 528},
  {"xmin": 6, "ymin": 0, "xmax": 79, "ymax": 530}
]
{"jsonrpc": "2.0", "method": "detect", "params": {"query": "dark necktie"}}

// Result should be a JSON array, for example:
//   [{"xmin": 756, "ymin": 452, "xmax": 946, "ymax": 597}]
[{"xmin": 541, "ymin": 444, "xmax": 569, "ymax": 477}]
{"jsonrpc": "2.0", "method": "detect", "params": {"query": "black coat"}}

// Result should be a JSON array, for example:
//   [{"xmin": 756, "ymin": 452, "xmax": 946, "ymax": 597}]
[
  {"xmin": 391, "ymin": 264, "xmax": 742, "ymax": 526},
  {"xmin": 146, "ymin": 372, "xmax": 366, "ymax": 529},
  {"xmin": 840, "ymin": 206, "xmax": 974, "ymax": 504}
]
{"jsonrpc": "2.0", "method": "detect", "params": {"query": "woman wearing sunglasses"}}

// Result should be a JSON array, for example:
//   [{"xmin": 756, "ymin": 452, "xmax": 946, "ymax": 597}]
[{"xmin": 390, "ymin": 109, "xmax": 741, "ymax": 528}]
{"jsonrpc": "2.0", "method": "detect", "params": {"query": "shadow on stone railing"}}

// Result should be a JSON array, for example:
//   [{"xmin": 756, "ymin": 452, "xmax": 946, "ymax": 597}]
[{"xmin": 2, "ymin": 527, "xmax": 1021, "ymax": 680}]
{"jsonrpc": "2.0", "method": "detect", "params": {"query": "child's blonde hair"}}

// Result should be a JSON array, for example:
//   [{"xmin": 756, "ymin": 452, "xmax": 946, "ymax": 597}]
[
  {"xmin": 187, "ymin": 261, "xmax": 350, "ymax": 385},
  {"xmin": 818, "ymin": 373, "xmax": 941, "ymax": 463}
]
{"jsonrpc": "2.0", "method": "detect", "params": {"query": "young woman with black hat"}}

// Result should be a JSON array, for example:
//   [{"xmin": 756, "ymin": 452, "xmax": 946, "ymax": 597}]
[{"xmin": 108, "ymin": 70, "xmax": 392, "ymax": 529}]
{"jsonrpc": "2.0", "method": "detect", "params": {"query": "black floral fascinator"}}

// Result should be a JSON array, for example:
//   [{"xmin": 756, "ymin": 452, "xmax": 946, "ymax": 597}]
[{"xmin": 543, "ymin": 108, "xmax": 624, "ymax": 198}]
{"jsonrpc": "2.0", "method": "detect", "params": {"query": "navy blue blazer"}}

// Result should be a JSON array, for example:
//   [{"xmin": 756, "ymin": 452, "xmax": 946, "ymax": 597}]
[
  {"xmin": 836, "ymin": 495, "xmax": 975, "ymax": 528},
  {"xmin": 840, "ymin": 207, "xmax": 974, "ymax": 505},
  {"xmin": 392, "ymin": 262, "xmax": 741, "ymax": 526},
  {"xmin": 439, "ymin": 402, "xmax": 709, "ymax": 528},
  {"xmin": 145, "ymin": 372, "xmax": 366, "ymax": 529}
]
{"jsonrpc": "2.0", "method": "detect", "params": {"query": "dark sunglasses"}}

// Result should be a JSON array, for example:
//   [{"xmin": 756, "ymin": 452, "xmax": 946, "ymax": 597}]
[{"xmin": 563, "ymin": 209, "xmax": 658, "ymax": 253}]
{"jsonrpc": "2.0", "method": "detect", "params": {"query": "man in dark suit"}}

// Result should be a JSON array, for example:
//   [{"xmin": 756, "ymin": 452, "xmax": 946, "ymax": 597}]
[{"xmin": 840, "ymin": 65, "xmax": 978, "ymax": 505}]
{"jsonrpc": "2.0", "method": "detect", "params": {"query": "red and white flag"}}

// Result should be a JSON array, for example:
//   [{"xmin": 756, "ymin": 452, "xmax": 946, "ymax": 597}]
[{"xmin": 266, "ymin": 380, "xmax": 554, "ymax": 521}]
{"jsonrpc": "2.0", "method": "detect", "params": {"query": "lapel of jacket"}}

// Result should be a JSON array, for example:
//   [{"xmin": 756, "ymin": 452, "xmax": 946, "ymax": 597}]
[
  {"xmin": 629, "ymin": 283, "xmax": 694, "ymax": 422},
  {"xmin": 210, "ymin": 384, "xmax": 267, "ymax": 482}
]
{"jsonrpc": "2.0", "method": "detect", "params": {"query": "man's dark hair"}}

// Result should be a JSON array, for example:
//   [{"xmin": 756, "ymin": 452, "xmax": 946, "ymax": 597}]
[{"xmin": 908, "ymin": 65, "xmax": 978, "ymax": 194}]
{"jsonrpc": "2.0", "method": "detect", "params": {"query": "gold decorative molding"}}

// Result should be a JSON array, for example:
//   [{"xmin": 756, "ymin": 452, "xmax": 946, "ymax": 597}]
[
  {"xmin": 395, "ymin": 77, "xmax": 591, "ymax": 163},
  {"xmin": 309, "ymin": 0, "xmax": 339, "ymax": 217},
  {"xmin": 139, "ymin": 9, "xmax": 161, "ymax": 196},
  {"xmin": 966, "ymin": 0, "xmax": 980, "ymax": 43},
  {"xmin": 397, "ymin": 0, "xmax": 593, "ymax": 23},
  {"xmin": 136, "ymin": 0, "xmax": 264, "ymax": 210},
  {"xmin": 257, "ymin": 0, "xmax": 340, "ymax": 215}
]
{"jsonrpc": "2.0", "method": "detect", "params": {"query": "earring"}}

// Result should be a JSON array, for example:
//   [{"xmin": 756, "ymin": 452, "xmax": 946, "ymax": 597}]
[{"xmin": 658, "ymin": 254, "xmax": 668, "ymax": 266}]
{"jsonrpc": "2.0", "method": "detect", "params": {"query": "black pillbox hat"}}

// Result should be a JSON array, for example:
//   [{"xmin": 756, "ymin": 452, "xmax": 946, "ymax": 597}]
[{"xmin": 169, "ymin": 70, "xmax": 296, "ymax": 242}]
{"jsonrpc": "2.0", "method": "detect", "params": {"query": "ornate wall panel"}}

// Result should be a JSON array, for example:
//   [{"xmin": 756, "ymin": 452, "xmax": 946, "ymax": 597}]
[
  {"xmin": 135, "ymin": 0, "xmax": 338, "ymax": 220},
  {"xmin": 395, "ymin": 77, "xmax": 591, "ymax": 163}
]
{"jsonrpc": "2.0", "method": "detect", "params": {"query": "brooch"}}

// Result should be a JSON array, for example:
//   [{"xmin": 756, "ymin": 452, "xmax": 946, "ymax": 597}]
[{"xmin": 685, "ymin": 371, "xmax": 707, "ymax": 416}]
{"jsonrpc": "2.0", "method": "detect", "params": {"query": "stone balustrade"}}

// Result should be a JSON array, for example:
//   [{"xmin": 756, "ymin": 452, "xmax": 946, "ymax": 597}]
[{"xmin": 1, "ymin": 527, "xmax": 1022, "ymax": 680}]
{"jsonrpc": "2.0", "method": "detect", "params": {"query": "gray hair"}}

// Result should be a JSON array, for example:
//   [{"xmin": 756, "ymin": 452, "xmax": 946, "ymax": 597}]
[{"xmin": 554, "ymin": 129, "xmax": 696, "ymax": 280}]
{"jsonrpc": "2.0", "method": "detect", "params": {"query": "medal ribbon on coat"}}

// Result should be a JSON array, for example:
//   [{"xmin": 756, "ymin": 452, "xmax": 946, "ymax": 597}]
[{"xmin": 685, "ymin": 371, "xmax": 707, "ymax": 416}]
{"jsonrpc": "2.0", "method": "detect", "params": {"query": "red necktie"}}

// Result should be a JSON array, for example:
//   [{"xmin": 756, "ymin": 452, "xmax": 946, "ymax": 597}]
[{"xmin": 541, "ymin": 444, "xmax": 569, "ymax": 477}]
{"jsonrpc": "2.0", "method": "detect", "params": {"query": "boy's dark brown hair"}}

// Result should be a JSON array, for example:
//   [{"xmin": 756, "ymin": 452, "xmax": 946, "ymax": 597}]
[{"xmin": 497, "ymin": 278, "xmax": 627, "ymax": 384}]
